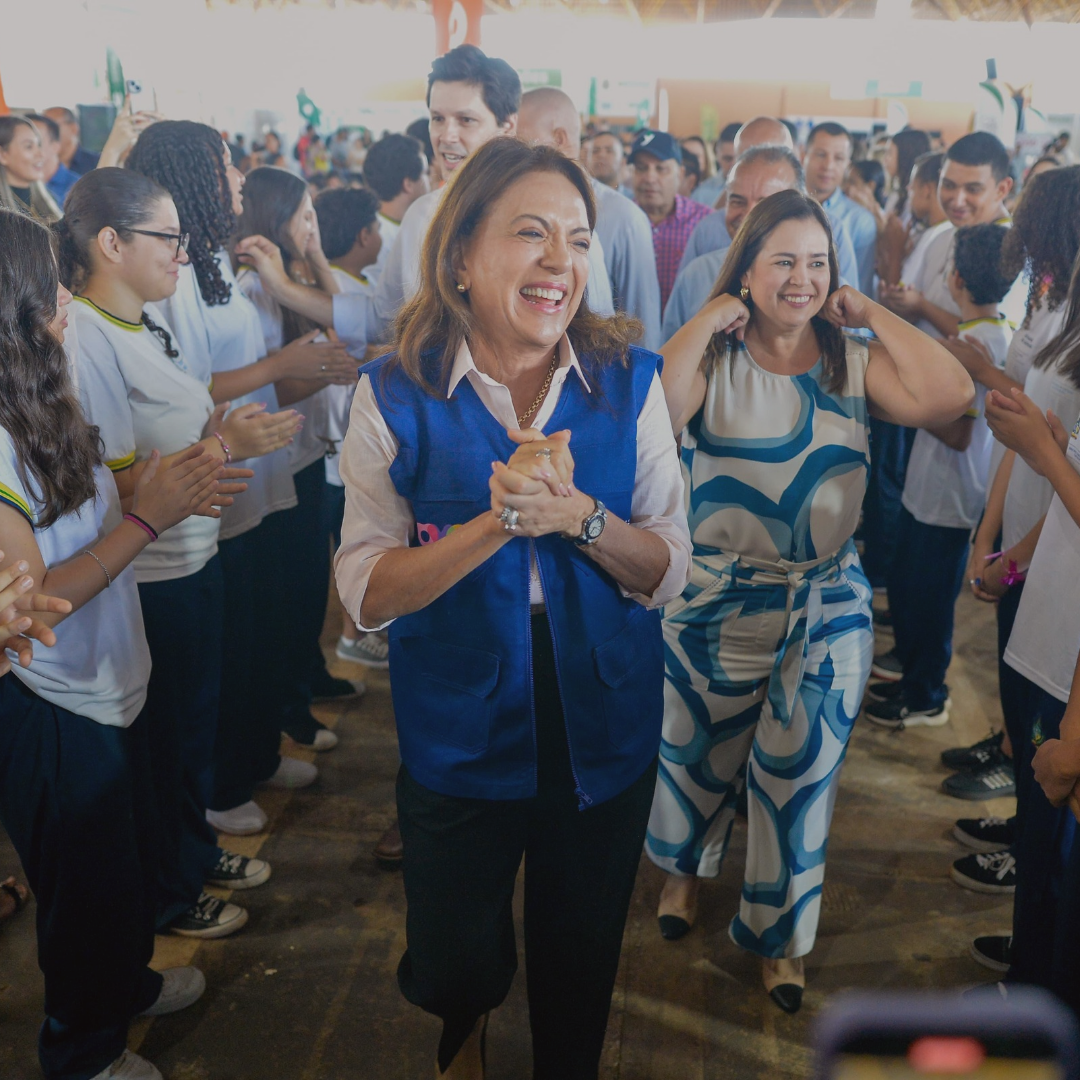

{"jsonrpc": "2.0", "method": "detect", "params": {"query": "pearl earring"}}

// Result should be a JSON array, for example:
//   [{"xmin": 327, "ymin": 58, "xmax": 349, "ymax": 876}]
[{"xmin": 456, "ymin": 283, "xmax": 467, "ymax": 293}]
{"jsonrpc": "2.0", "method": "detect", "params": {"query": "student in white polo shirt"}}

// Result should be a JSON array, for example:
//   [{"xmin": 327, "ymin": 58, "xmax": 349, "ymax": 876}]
[
  {"xmin": 126, "ymin": 121, "xmax": 356, "ymax": 836},
  {"xmin": 865, "ymin": 224, "xmax": 1014, "ymax": 729},
  {"xmin": 236, "ymin": 166, "xmax": 366, "ymax": 754},
  {"xmin": 0, "ymin": 207, "xmax": 226, "ymax": 1080},
  {"xmin": 58, "ymin": 168, "xmax": 299, "ymax": 943}
]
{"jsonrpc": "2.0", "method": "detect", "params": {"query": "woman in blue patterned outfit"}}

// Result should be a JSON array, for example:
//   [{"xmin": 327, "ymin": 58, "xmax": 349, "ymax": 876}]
[{"xmin": 647, "ymin": 190, "xmax": 973, "ymax": 1012}]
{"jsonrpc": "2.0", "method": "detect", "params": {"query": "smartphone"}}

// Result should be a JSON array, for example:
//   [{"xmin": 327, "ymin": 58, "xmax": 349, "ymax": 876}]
[
  {"xmin": 813, "ymin": 988, "xmax": 1079, "ymax": 1080},
  {"xmin": 124, "ymin": 78, "xmax": 157, "ymax": 115}
]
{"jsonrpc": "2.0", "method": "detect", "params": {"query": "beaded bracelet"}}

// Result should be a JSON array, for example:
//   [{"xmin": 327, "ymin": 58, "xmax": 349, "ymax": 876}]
[
  {"xmin": 212, "ymin": 431, "xmax": 232, "ymax": 464},
  {"xmin": 82, "ymin": 549, "xmax": 112, "ymax": 587},
  {"xmin": 124, "ymin": 513, "xmax": 159, "ymax": 542}
]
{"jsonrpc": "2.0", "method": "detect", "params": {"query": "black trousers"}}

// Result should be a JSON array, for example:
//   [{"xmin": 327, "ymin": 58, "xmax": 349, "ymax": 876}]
[
  {"xmin": 211, "ymin": 520, "xmax": 285, "ymax": 811},
  {"xmin": 860, "ymin": 416, "xmax": 915, "ymax": 590},
  {"xmin": 259, "ymin": 459, "xmax": 333, "ymax": 743},
  {"xmin": 138, "ymin": 556, "xmax": 224, "ymax": 927},
  {"xmin": 396, "ymin": 613, "xmax": 656, "ymax": 1079},
  {"xmin": 0, "ymin": 677, "xmax": 162, "ymax": 1080}
]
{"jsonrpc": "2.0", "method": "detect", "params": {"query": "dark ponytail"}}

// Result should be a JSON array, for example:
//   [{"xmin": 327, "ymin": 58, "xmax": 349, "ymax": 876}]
[
  {"xmin": 54, "ymin": 168, "xmax": 171, "ymax": 293},
  {"xmin": 0, "ymin": 209, "xmax": 101, "ymax": 527}
]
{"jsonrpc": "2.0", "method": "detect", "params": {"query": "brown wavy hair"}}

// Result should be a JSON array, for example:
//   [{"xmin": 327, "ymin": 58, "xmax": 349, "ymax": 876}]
[
  {"xmin": 0, "ymin": 209, "xmax": 101, "ymax": 526},
  {"xmin": 391, "ymin": 138, "xmax": 641, "ymax": 395},
  {"xmin": 703, "ymin": 188, "xmax": 847, "ymax": 394}
]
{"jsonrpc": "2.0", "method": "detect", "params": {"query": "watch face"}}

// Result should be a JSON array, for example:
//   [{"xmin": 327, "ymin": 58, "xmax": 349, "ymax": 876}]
[{"xmin": 586, "ymin": 515, "xmax": 604, "ymax": 540}]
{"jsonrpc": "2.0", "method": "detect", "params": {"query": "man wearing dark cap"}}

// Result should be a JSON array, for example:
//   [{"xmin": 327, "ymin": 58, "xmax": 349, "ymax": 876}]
[{"xmin": 629, "ymin": 130, "xmax": 712, "ymax": 314}]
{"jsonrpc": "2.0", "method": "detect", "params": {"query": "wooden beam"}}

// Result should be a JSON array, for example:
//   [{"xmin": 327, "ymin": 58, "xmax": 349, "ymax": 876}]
[
  {"xmin": 696, "ymin": 0, "xmax": 706, "ymax": 22},
  {"xmin": 761, "ymin": 0, "xmax": 785, "ymax": 16},
  {"xmin": 827, "ymin": 0, "xmax": 855, "ymax": 15},
  {"xmin": 621, "ymin": 0, "xmax": 643, "ymax": 23}
]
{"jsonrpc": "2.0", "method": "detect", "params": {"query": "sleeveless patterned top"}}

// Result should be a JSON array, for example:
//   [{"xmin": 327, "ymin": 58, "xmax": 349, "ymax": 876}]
[{"xmin": 681, "ymin": 336, "xmax": 871, "ymax": 564}]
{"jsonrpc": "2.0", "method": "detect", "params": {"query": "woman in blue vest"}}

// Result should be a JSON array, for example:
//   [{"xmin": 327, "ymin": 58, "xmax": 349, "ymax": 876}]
[
  {"xmin": 335, "ymin": 138, "xmax": 691, "ymax": 1079},
  {"xmin": 647, "ymin": 189, "xmax": 975, "ymax": 1014}
]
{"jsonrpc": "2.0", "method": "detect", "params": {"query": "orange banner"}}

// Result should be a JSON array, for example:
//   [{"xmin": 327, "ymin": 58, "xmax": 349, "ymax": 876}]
[
  {"xmin": 0, "ymin": 65, "xmax": 9, "ymax": 115},
  {"xmin": 432, "ymin": 0, "xmax": 482, "ymax": 56}
]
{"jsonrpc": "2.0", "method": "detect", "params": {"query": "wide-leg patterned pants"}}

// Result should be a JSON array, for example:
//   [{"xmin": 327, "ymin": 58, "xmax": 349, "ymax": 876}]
[{"xmin": 645, "ymin": 544, "xmax": 873, "ymax": 959}]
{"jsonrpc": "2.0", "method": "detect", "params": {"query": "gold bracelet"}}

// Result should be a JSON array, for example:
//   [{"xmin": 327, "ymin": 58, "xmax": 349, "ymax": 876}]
[{"xmin": 82, "ymin": 549, "xmax": 113, "ymax": 587}]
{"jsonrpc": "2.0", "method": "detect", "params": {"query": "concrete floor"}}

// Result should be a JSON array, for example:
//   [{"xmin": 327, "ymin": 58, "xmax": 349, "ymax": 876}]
[{"xmin": 0, "ymin": 591, "xmax": 1016, "ymax": 1080}]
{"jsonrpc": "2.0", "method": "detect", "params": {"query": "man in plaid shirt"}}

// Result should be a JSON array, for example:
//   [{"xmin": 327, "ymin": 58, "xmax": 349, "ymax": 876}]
[{"xmin": 629, "ymin": 130, "xmax": 712, "ymax": 317}]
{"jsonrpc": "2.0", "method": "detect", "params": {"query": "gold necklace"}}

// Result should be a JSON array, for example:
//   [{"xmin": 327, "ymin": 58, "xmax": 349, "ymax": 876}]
[{"xmin": 516, "ymin": 350, "xmax": 560, "ymax": 427}]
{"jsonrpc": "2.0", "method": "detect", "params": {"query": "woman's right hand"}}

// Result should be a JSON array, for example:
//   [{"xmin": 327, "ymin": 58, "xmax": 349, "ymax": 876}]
[
  {"xmin": 273, "ymin": 331, "xmax": 358, "ymax": 386},
  {"xmin": 966, "ymin": 535, "xmax": 1000, "ymax": 603},
  {"xmin": 235, "ymin": 235, "xmax": 290, "ymax": 294},
  {"xmin": 0, "ymin": 553, "xmax": 71, "ymax": 675},
  {"xmin": 130, "ymin": 447, "xmax": 223, "ymax": 535},
  {"xmin": 696, "ymin": 293, "xmax": 750, "ymax": 340},
  {"xmin": 219, "ymin": 402, "xmax": 303, "ymax": 460},
  {"xmin": 504, "ymin": 428, "xmax": 575, "ymax": 498}
]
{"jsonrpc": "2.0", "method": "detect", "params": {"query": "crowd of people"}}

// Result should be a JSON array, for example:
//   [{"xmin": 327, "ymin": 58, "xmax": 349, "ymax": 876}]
[{"xmin": 1, "ymin": 38, "xmax": 1080, "ymax": 1080}]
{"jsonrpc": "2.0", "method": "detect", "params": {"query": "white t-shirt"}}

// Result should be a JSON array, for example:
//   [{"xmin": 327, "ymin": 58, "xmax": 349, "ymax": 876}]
[
  {"xmin": 1002, "ymin": 357, "xmax": 1080, "ymax": 552},
  {"xmin": 366, "ymin": 212, "xmax": 401, "ymax": 285},
  {"xmin": 0, "ymin": 427, "xmax": 150, "ymax": 727},
  {"xmin": 902, "ymin": 316, "xmax": 1012, "ymax": 530},
  {"xmin": 899, "ymin": 220, "xmax": 952, "ymax": 293},
  {"xmin": 324, "ymin": 265, "xmax": 369, "ymax": 487},
  {"xmin": 149, "ymin": 255, "xmax": 297, "ymax": 541},
  {"xmin": 1004, "ymin": 410, "xmax": 1080, "ymax": 702},
  {"xmin": 237, "ymin": 268, "xmax": 334, "ymax": 477},
  {"xmin": 73, "ymin": 297, "xmax": 219, "ymax": 583}
]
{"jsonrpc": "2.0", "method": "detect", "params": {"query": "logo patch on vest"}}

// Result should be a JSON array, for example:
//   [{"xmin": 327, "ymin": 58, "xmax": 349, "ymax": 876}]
[{"xmin": 416, "ymin": 522, "xmax": 464, "ymax": 546}]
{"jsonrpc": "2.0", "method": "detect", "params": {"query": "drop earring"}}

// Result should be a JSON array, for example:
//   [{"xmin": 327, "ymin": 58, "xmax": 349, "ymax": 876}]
[{"xmin": 739, "ymin": 285, "xmax": 750, "ymax": 301}]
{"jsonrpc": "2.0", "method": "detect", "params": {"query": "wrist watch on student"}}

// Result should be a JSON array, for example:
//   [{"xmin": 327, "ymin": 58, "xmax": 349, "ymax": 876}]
[{"xmin": 567, "ymin": 497, "xmax": 607, "ymax": 547}]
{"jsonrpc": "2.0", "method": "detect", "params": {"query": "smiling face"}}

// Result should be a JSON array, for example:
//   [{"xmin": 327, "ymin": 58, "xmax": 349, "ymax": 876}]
[
  {"xmin": 428, "ymin": 80, "xmax": 515, "ymax": 177},
  {"xmin": 938, "ymin": 160, "xmax": 1012, "ymax": 227},
  {"xmin": 110, "ymin": 197, "xmax": 190, "ymax": 303},
  {"xmin": 631, "ymin": 152, "xmax": 682, "ymax": 220},
  {"xmin": 49, "ymin": 275, "xmax": 73, "ymax": 343},
  {"xmin": 0, "ymin": 122, "xmax": 45, "ymax": 186},
  {"xmin": 804, "ymin": 132, "xmax": 852, "ymax": 202},
  {"xmin": 457, "ymin": 170, "xmax": 590, "ymax": 359},
  {"xmin": 725, "ymin": 157, "xmax": 800, "ymax": 239},
  {"xmin": 31, "ymin": 122, "xmax": 61, "ymax": 182},
  {"xmin": 742, "ymin": 217, "xmax": 831, "ymax": 332},
  {"xmin": 222, "ymin": 142, "xmax": 245, "ymax": 216},
  {"xmin": 286, "ymin": 192, "xmax": 318, "ymax": 258}
]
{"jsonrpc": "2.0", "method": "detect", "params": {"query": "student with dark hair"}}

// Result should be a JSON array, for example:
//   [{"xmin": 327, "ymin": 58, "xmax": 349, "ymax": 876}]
[
  {"xmin": 0, "ymin": 207, "xmax": 230, "ymax": 1080},
  {"xmin": 25, "ymin": 113, "xmax": 79, "ymax": 207},
  {"xmin": 884, "ymin": 128, "xmax": 932, "ymax": 218},
  {"xmin": 847, "ymin": 158, "xmax": 887, "ymax": 210},
  {"xmin": 804, "ymin": 122, "xmax": 877, "ymax": 294},
  {"xmin": 865, "ymin": 223, "xmax": 1015, "ymax": 730},
  {"xmin": 405, "ymin": 116, "xmax": 435, "ymax": 167},
  {"xmin": 58, "ymin": 167, "xmax": 299, "ymax": 941},
  {"xmin": 361, "ymin": 131, "xmax": 430, "ymax": 272}
]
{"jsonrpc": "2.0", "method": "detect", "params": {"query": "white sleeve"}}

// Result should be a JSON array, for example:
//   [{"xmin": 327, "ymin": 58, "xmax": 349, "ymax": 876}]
[
  {"xmin": 75, "ymin": 324, "xmax": 137, "ymax": 473},
  {"xmin": 333, "ymin": 374, "xmax": 413, "ymax": 632},
  {"xmin": 619, "ymin": 371, "xmax": 693, "ymax": 608}
]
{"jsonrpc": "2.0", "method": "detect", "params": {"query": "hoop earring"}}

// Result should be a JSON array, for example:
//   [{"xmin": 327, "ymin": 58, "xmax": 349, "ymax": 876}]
[
  {"xmin": 739, "ymin": 286, "xmax": 750, "ymax": 301},
  {"xmin": 456, "ymin": 283, "xmax": 467, "ymax": 293}
]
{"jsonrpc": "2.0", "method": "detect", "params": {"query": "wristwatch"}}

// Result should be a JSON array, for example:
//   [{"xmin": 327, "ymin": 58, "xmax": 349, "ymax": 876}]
[{"xmin": 569, "ymin": 497, "xmax": 607, "ymax": 547}]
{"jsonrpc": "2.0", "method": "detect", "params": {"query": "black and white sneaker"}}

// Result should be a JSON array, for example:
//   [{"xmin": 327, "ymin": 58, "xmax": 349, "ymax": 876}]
[
  {"xmin": 951, "ymin": 851, "xmax": 1016, "ymax": 894},
  {"xmin": 970, "ymin": 934, "xmax": 1013, "ymax": 974},
  {"xmin": 942, "ymin": 762, "xmax": 1016, "ymax": 801},
  {"xmin": 953, "ymin": 817, "xmax": 1016, "ymax": 853},
  {"xmin": 205, "ymin": 850, "xmax": 271, "ymax": 891},
  {"xmin": 865, "ymin": 680, "xmax": 903, "ymax": 703},
  {"xmin": 870, "ymin": 650, "xmax": 903, "ymax": 682},
  {"xmin": 941, "ymin": 730, "xmax": 1006, "ymax": 772},
  {"xmin": 864, "ymin": 694, "xmax": 949, "ymax": 729},
  {"xmin": 169, "ymin": 891, "xmax": 249, "ymax": 938}
]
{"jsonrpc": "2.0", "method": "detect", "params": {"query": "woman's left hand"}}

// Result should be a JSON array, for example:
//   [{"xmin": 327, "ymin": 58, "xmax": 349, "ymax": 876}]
[
  {"xmin": 489, "ymin": 461, "xmax": 591, "ymax": 539},
  {"xmin": 821, "ymin": 286, "xmax": 876, "ymax": 331},
  {"xmin": 985, "ymin": 388, "xmax": 1067, "ymax": 476},
  {"xmin": 1033, "ymin": 738, "xmax": 1080, "ymax": 807},
  {"xmin": 504, "ymin": 428, "xmax": 575, "ymax": 498}
]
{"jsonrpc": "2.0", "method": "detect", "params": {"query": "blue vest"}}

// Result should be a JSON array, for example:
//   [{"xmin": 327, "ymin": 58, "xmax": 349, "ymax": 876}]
[{"xmin": 366, "ymin": 345, "xmax": 664, "ymax": 807}]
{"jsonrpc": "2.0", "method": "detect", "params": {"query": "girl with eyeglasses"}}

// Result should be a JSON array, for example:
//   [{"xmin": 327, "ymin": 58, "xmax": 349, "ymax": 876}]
[
  {"xmin": 125, "ymin": 121, "xmax": 356, "ymax": 835},
  {"xmin": 56, "ymin": 167, "xmax": 302, "ymax": 942},
  {"xmin": 0, "ymin": 206, "xmax": 232, "ymax": 1080}
]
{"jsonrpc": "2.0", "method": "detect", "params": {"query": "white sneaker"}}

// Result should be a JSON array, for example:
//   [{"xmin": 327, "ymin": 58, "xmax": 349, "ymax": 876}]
[
  {"xmin": 336, "ymin": 632, "xmax": 389, "ymax": 669},
  {"xmin": 139, "ymin": 966, "xmax": 206, "ymax": 1016},
  {"xmin": 91, "ymin": 1051, "xmax": 162, "ymax": 1080},
  {"xmin": 259, "ymin": 755, "xmax": 318, "ymax": 790},
  {"xmin": 206, "ymin": 800, "xmax": 267, "ymax": 836}
]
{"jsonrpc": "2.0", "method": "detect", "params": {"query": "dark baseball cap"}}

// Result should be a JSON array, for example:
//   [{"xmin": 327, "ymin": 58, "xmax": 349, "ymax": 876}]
[{"xmin": 628, "ymin": 130, "xmax": 683, "ymax": 165}]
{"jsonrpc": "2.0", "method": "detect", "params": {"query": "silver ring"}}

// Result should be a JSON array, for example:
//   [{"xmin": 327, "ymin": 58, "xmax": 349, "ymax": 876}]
[
  {"xmin": 534, "ymin": 448, "xmax": 552, "ymax": 460},
  {"xmin": 499, "ymin": 506, "xmax": 520, "ymax": 532}
]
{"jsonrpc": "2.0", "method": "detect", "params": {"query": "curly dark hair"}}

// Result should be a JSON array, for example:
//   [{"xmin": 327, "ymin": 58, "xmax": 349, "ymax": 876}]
[
  {"xmin": 952, "ymin": 224, "xmax": 1013, "ymax": 307},
  {"xmin": 1002, "ymin": 165, "xmax": 1080, "ymax": 323},
  {"xmin": 126, "ymin": 120, "xmax": 236, "ymax": 307},
  {"xmin": 0, "ymin": 209, "xmax": 101, "ymax": 527}
]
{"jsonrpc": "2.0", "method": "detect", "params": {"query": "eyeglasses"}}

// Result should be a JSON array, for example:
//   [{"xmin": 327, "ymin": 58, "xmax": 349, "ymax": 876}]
[{"xmin": 129, "ymin": 229, "xmax": 190, "ymax": 259}]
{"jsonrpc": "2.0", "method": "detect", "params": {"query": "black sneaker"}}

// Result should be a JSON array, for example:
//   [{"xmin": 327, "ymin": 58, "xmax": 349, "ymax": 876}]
[
  {"xmin": 169, "ymin": 891, "xmax": 249, "ymax": 938},
  {"xmin": 865, "ymin": 680, "xmax": 904, "ymax": 703},
  {"xmin": 970, "ymin": 934, "xmax": 1013, "ymax": 974},
  {"xmin": 870, "ymin": 650, "xmax": 903, "ymax": 682},
  {"xmin": 953, "ymin": 817, "xmax": 1016, "ymax": 853},
  {"xmin": 864, "ymin": 694, "xmax": 949, "ymax": 729},
  {"xmin": 951, "ymin": 850, "xmax": 1016, "ymax": 894},
  {"xmin": 941, "ymin": 730, "xmax": 1006, "ymax": 772},
  {"xmin": 942, "ymin": 762, "xmax": 1016, "ymax": 801},
  {"xmin": 205, "ymin": 850, "xmax": 272, "ymax": 891}
]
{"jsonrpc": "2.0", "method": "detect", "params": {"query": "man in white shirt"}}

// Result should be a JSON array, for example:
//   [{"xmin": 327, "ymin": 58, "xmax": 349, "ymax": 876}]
[
  {"xmin": 361, "ymin": 132, "xmax": 431, "ymax": 283},
  {"xmin": 517, "ymin": 87, "xmax": 662, "ymax": 351}
]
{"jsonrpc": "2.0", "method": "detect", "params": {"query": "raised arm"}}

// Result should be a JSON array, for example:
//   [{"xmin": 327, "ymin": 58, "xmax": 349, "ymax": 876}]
[{"xmin": 823, "ymin": 286, "xmax": 974, "ymax": 426}]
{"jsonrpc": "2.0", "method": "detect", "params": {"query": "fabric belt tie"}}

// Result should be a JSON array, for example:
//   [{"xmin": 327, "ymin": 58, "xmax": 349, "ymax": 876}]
[{"xmin": 694, "ymin": 539, "xmax": 855, "ymax": 728}]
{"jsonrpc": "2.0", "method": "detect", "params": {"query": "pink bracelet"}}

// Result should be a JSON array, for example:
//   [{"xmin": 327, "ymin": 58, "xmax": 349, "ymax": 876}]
[
  {"xmin": 212, "ymin": 431, "xmax": 232, "ymax": 464},
  {"xmin": 124, "ymin": 513, "xmax": 158, "ymax": 542},
  {"xmin": 985, "ymin": 552, "xmax": 1027, "ymax": 587}
]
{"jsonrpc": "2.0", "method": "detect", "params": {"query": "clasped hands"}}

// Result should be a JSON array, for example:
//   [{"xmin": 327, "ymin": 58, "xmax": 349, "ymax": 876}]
[{"xmin": 489, "ymin": 428, "xmax": 592, "ymax": 540}]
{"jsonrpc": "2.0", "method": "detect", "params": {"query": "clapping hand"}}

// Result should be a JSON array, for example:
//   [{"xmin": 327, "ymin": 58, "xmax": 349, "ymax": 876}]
[
  {"xmin": 0, "ymin": 552, "xmax": 72, "ymax": 675},
  {"xmin": 504, "ymin": 428, "xmax": 575, "ymax": 498},
  {"xmin": 985, "ymin": 388, "xmax": 1069, "ymax": 476}
]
